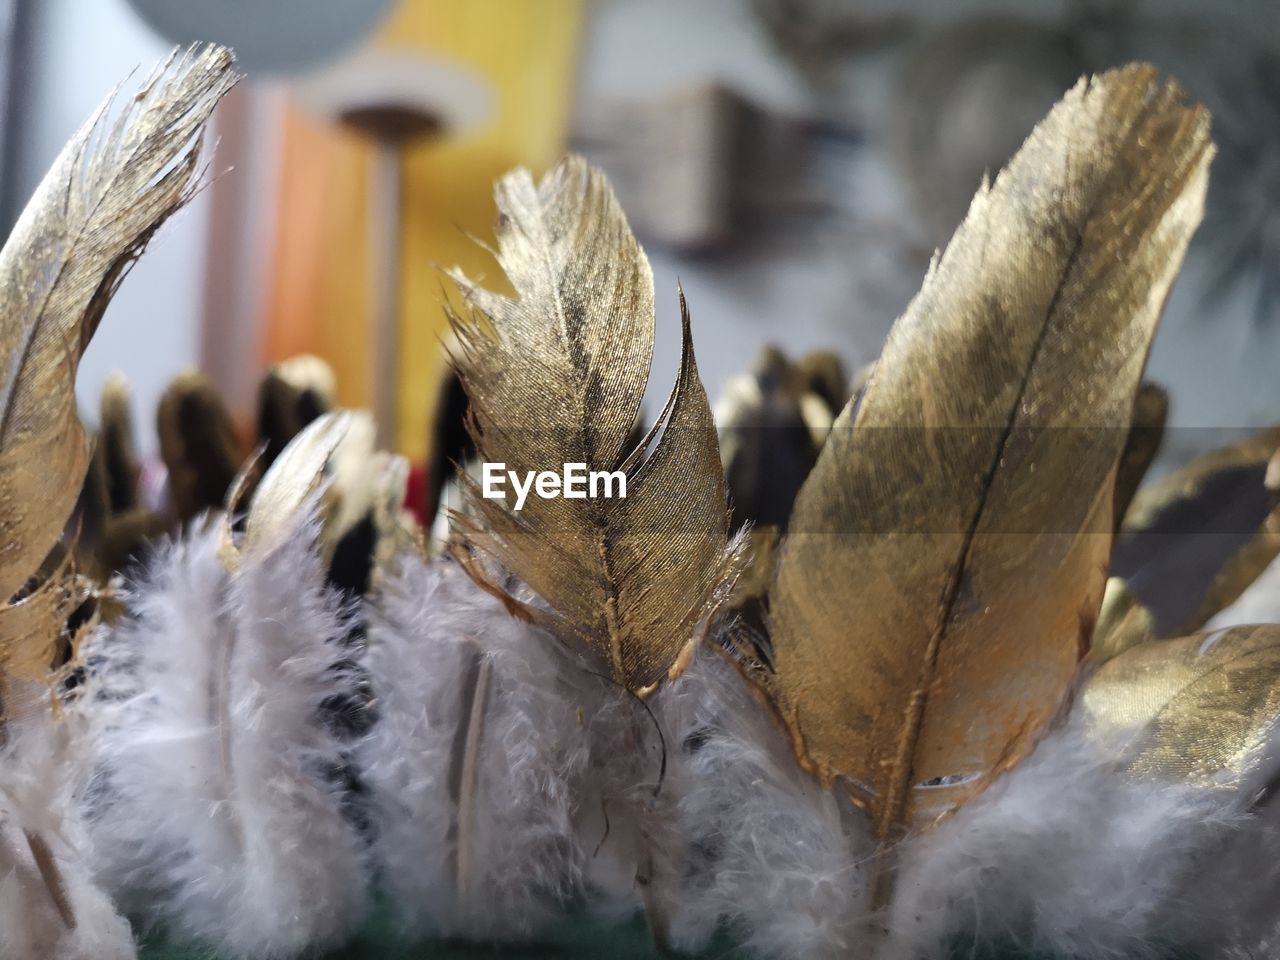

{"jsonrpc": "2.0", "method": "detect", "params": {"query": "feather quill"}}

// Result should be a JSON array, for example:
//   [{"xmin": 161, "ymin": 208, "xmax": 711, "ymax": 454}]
[
  {"xmin": 448, "ymin": 156, "xmax": 740, "ymax": 695},
  {"xmin": 764, "ymin": 64, "xmax": 1213, "ymax": 838},
  {"xmin": 1, "ymin": 686, "xmax": 136, "ymax": 960}
]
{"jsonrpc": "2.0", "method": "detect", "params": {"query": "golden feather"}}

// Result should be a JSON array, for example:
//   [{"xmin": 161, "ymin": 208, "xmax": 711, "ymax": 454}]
[
  {"xmin": 1113, "ymin": 424, "xmax": 1280, "ymax": 635},
  {"xmin": 0, "ymin": 46, "xmax": 236, "ymax": 684},
  {"xmin": 765, "ymin": 65, "xmax": 1212, "ymax": 837},
  {"xmin": 1090, "ymin": 577, "xmax": 1156, "ymax": 664},
  {"xmin": 1083, "ymin": 624, "xmax": 1280, "ymax": 787},
  {"xmin": 449, "ymin": 156, "xmax": 739, "ymax": 695},
  {"xmin": 222, "ymin": 409, "xmax": 378, "ymax": 569}
]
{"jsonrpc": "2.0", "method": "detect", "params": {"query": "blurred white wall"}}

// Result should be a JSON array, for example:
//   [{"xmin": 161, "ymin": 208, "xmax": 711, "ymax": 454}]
[
  {"xmin": 577, "ymin": 0, "xmax": 1280, "ymax": 475},
  {"xmin": 12, "ymin": 0, "xmax": 212, "ymax": 449},
  {"xmin": 576, "ymin": 0, "xmax": 917, "ymax": 409}
]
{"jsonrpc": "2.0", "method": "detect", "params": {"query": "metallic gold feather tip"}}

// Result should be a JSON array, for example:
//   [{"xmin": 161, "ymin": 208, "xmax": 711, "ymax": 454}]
[
  {"xmin": 0, "ymin": 45, "xmax": 237, "ymax": 691},
  {"xmin": 764, "ymin": 63, "xmax": 1213, "ymax": 838},
  {"xmin": 448, "ymin": 156, "xmax": 742, "ymax": 695}
]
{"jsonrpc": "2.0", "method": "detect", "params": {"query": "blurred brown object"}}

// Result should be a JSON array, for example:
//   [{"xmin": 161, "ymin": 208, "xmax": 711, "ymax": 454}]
[
  {"xmin": 1113, "ymin": 382, "xmax": 1169, "ymax": 530},
  {"xmin": 717, "ymin": 345, "xmax": 847, "ymax": 531},
  {"xmin": 576, "ymin": 82, "xmax": 830, "ymax": 251},
  {"xmin": 257, "ymin": 354, "xmax": 337, "ymax": 471},
  {"xmin": 157, "ymin": 371, "xmax": 243, "ymax": 525},
  {"xmin": 1112, "ymin": 425, "xmax": 1280, "ymax": 636}
]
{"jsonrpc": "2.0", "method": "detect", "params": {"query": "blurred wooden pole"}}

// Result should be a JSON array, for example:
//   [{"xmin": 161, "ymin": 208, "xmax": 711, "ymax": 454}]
[{"xmin": 370, "ymin": 141, "xmax": 402, "ymax": 450}]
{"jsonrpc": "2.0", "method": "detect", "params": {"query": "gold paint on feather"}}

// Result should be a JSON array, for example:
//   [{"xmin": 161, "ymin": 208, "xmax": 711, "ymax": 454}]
[
  {"xmin": 448, "ymin": 157, "xmax": 739, "ymax": 695},
  {"xmin": 222, "ymin": 410, "xmax": 378, "ymax": 568},
  {"xmin": 766, "ymin": 65, "xmax": 1212, "ymax": 837},
  {"xmin": 1083, "ymin": 624, "xmax": 1280, "ymax": 786},
  {"xmin": 1090, "ymin": 577, "xmax": 1155, "ymax": 664},
  {"xmin": 0, "ymin": 46, "xmax": 236, "ymax": 607}
]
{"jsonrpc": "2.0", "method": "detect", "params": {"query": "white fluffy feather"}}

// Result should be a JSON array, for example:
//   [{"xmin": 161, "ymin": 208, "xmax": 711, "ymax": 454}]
[
  {"xmin": 0, "ymin": 685, "xmax": 135, "ymax": 960},
  {"xmin": 655, "ymin": 645, "xmax": 875, "ymax": 959},
  {"xmin": 360, "ymin": 554, "xmax": 596, "ymax": 940},
  {"xmin": 82, "ymin": 516, "xmax": 368, "ymax": 959},
  {"xmin": 887, "ymin": 716, "xmax": 1247, "ymax": 960}
]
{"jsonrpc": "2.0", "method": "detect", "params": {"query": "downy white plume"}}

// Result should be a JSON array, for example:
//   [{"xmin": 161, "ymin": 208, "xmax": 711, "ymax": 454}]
[
  {"xmin": 82, "ymin": 514, "xmax": 368, "ymax": 959},
  {"xmin": 886, "ymin": 717, "xmax": 1246, "ymax": 960},
  {"xmin": 654, "ymin": 645, "xmax": 875, "ymax": 959},
  {"xmin": 360, "ymin": 554, "xmax": 597, "ymax": 940},
  {"xmin": 0, "ymin": 683, "xmax": 135, "ymax": 960}
]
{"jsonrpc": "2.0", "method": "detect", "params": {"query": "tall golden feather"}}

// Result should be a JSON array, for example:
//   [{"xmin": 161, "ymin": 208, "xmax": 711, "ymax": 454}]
[
  {"xmin": 0, "ymin": 46, "xmax": 237, "ymax": 683},
  {"xmin": 449, "ymin": 157, "xmax": 738, "ymax": 695},
  {"xmin": 765, "ymin": 64, "xmax": 1213, "ymax": 837},
  {"xmin": 1083, "ymin": 624, "xmax": 1280, "ymax": 787}
]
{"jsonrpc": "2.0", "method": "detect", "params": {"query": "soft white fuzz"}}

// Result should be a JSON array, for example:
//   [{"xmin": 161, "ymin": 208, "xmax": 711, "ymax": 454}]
[
  {"xmin": 360, "ymin": 555, "xmax": 596, "ymax": 940},
  {"xmin": 655, "ymin": 646, "xmax": 875, "ymax": 959},
  {"xmin": 887, "ymin": 718, "xmax": 1244, "ymax": 960},
  {"xmin": 0, "ymin": 686, "xmax": 136, "ymax": 960},
  {"xmin": 83, "ymin": 518, "xmax": 368, "ymax": 959}
]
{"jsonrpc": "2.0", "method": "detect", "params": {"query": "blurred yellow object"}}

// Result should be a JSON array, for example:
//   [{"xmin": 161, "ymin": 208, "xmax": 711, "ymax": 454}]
[{"xmin": 263, "ymin": 0, "xmax": 584, "ymax": 460}]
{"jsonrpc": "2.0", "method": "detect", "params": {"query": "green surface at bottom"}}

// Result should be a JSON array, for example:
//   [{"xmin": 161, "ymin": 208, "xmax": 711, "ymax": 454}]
[
  {"xmin": 138, "ymin": 908, "xmax": 1198, "ymax": 960},
  {"xmin": 138, "ymin": 908, "xmax": 665, "ymax": 960}
]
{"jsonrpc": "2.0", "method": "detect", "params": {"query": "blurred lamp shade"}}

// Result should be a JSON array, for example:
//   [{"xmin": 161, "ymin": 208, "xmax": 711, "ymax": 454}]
[{"xmin": 125, "ymin": 0, "xmax": 398, "ymax": 74}]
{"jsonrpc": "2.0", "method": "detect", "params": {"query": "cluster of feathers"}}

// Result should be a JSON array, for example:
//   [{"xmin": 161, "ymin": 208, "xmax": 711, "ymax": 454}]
[{"xmin": 9, "ymin": 44, "xmax": 1280, "ymax": 960}]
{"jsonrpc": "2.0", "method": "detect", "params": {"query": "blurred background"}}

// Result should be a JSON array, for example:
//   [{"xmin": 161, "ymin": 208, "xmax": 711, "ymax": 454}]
[{"xmin": 2, "ymin": 0, "xmax": 1278, "ymax": 491}]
